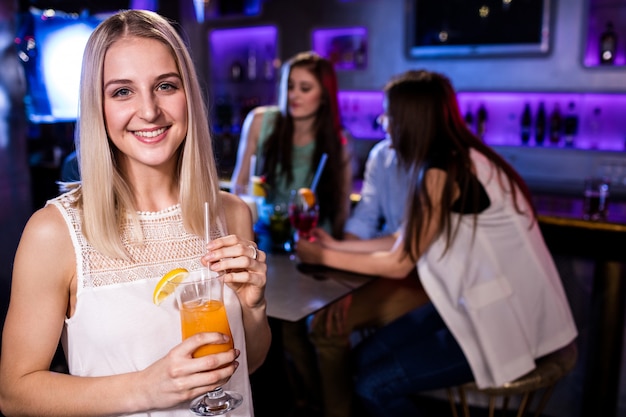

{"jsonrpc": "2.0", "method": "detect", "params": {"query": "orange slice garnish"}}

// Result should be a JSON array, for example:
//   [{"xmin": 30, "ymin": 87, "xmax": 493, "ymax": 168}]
[
  {"xmin": 298, "ymin": 187, "xmax": 316, "ymax": 206},
  {"xmin": 153, "ymin": 268, "xmax": 189, "ymax": 305}
]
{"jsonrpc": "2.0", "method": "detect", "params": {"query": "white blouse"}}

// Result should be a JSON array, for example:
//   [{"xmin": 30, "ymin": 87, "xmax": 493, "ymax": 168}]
[{"xmin": 49, "ymin": 189, "xmax": 253, "ymax": 416}]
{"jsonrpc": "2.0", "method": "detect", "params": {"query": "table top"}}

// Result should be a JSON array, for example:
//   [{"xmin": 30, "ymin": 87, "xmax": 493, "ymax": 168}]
[
  {"xmin": 534, "ymin": 194, "xmax": 626, "ymax": 224},
  {"xmin": 263, "ymin": 252, "xmax": 375, "ymax": 322},
  {"xmin": 258, "ymin": 192, "xmax": 626, "ymax": 321},
  {"xmin": 533, "ymin": 195, "xmax": 626, "ymax": 261}
]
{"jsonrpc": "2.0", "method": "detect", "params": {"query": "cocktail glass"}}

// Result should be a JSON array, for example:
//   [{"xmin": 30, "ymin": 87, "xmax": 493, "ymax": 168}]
[
  {"xmin": 269, "ymin": 202, "xmax": 293, "ymax": 251},
  {"xmin": 288, "ymin": 189, "xmax": 319, "ymax": 241},
  {"xmin": 175, "ymin": 268, "xmax": 243, "ymax": 416}
]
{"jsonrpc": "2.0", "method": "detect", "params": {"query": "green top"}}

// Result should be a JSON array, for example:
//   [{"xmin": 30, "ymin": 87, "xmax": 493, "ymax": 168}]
[
  {"xmin": 256, "ymin": 106, "xmax": 331, "ymax": 232},
  {"xmin": 256, "ymin": 106, "xmax": 315, "ymax": 205}
]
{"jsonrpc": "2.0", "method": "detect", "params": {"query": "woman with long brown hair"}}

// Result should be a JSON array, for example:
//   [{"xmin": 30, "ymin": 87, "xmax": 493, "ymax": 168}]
[
  {"xmin": 297, "ymin": 69, "xmax": 577, "ymax": 416},
  {"xmin": 231, "ymin": 51, "xmax": 352, "ymax": 238}
]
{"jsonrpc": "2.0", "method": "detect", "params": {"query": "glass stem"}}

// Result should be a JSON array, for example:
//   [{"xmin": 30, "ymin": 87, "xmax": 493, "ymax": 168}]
[{"xmin": 206, "ymin": 387, "xmax": 226, "ymax": 399}]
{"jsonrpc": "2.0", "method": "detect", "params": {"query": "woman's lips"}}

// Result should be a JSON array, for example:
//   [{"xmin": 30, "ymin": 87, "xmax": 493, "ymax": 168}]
[
  {"xmin": 134, "ymin": 127, "xmax": 167, "ymax": 138},
  {"xmin": 133, "ymin": 127, "xmax": 168, "ymax": 143}
]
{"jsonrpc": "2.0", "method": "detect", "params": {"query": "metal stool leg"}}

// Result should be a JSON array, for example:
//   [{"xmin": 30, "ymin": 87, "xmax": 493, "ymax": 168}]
[
  {"xmin": 516, "ymin": 392, "xmax": 533, "ymax": 417},
  {"xmin": 532, "ymin": 385, "xmax": 556, "ymax": 417},
  {"xmin": 501, "ymin": 395, "xmax": 510, "ymax": 416},
  {"xmin": 459, "ymin": 386, "xmax": 471, "ymax": 417},
  {"xmin": 487, "ymin": 395, "xmax": 496, "ymax": 417},
  {"xmin": 447, "ymin": 388, "xmax": 460, "ymax": 417}
]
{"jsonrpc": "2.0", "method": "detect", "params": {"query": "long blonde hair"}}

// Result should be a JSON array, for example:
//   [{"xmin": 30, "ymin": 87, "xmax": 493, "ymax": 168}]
[{"xmin": 76, "ymin": 10, "xmax": 220, "ymax": 260}]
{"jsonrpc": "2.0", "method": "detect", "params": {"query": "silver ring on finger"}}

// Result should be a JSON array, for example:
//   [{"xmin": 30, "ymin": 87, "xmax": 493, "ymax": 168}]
[{"xmin": 248, "ymin": 244, "xmax": 258, "ymax": 260}]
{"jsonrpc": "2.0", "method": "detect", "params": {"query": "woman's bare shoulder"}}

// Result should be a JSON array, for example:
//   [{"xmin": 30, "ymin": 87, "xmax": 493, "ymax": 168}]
[
  {"xmin": 220, "ymin": 191, "xmax": 254, "ymax": 238},
  {"xmin": 23, "ymin": 204, "xmax": 70, "ymax": 242},
  {"xmin": 252, "ymin": 105, "xmax": 277, "ymax": 115},
  {"xmin": 220, "ymin": 191, "xmax": 252, "ymax": 217},
  {"xmin": 241, "ymin": 106, "xmax": 276, "ymax": 141},
  {"xmin": 13, "ymin": 204, "xmax": 75, "ymax": 285},
  {"xmin": 246, "ymin": 105, "xmax": 275, "ymax": 122}
]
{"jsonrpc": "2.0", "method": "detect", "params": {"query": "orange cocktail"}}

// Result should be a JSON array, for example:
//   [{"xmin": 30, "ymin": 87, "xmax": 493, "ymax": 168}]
[
  {"xmin": 175, "ymin": 268, "xmax": 233, "ymax": 358},
  {"xmin": 180, "ymin": 299, "xmax": 233, "ymax": 357}
]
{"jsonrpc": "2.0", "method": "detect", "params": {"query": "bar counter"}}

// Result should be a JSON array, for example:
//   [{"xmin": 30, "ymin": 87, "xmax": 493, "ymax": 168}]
[
  {"xmin": 236, "ymin": 179, "xmax": 624, "ymax": 415},
  {"xmin": 349, "ymin": 189, "xmax": 626, "ymax": 416},
  {"xmin": 534, "ymin": 194, "xmax": 626, "ymax": 417}
]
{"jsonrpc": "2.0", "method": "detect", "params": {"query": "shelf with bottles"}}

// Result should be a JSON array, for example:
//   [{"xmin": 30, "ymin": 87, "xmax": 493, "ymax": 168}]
[
  {"xmin": 312, "ymin": 27, "xmax": 368, "ymax": 71},
  {"xmin": 209, "ymin": 25, "xmax": 279, "ymax": 85},
  {"xmin": 457, "ymin": 91, "xmax": 626, "ymax": 151},
  {"xmin": 584, "ymin": 0, "xmax": 626, "ymax": 67},
  {"xmin": 335, "ymin": 89, "xmax": 626, "ymax": 152},
  {"xmin": 208, "ymin": 25, "xmax": 279, "ymax": 133}
]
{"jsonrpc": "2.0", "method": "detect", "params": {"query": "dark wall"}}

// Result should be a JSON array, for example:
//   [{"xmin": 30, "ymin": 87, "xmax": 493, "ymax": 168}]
[
  {"xmin": 181, "ymin": 0, "xmax": 626, "ymax": 95},
  {"xmin": 17, "ymin": 0, "xmax": 129, "ymax": 13},
  {"xmin": 0, "ymin": 0, "xmax": 30, "ymax": 357}
]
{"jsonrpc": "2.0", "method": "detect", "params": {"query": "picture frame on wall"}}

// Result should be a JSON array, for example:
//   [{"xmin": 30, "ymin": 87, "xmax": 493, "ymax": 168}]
[
  {"xmin": 312, "ymin": 27, "xmax": 368, "ymax": 70},
  {"xmin": 405, "ymin": 0, "xmax": 552, "ymax": 58}
]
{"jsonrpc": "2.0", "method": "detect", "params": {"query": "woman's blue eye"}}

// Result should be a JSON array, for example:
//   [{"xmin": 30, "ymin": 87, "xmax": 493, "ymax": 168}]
[
  {"xmin": 158, "ymin": 83, "xmax": 177, "ymax": 91},
  {"xmin": 113, "ymin": 88, "xmax": 130, "ymax": 97}
]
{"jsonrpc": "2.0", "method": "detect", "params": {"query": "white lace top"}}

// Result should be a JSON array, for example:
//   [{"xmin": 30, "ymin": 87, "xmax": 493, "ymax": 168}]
[{"xmin": 48, "ymin": 189, "xmax": 253, "ymax": 417}]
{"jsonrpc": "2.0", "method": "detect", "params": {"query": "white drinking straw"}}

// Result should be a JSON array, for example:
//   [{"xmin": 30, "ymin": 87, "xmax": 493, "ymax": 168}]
[
  {"xmin": 204, "ymin": 201, "xmax": 210, "ymax": 245},
  {"xmin": 310, "ymin": 153, "xmax": 328, "ymax": 193},
  {"xmin": 204, "ymin": 202, "xmax": 210, "ymax": 286},
  {"xmin": 249, "ymin": 154, "xmax": 257, "ymax": 194}
]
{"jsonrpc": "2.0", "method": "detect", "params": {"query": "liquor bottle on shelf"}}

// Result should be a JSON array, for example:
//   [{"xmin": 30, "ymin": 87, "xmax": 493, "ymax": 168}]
[
  {"xmin": 230, "ymin": 60, "xmax": 243, "ymax": 82},
  {"xmin": 476, "ymin": 103, "xmax": 488, "ymax": 140},
  {"xmin": 520, "ymin": 103, "xmax": 532, "ymax": 145},
  {"xmin": 354, "ymin": 39, "xmax": 367, "ymax": 69},
  {"xmin": 563, "ymin": 101, "xmax": 579, "ymax": 147},
  {"xmin": 599, "ymin": 21, "xmax": 617, "ymax": 65},
  {"xmin": 549, "ymin": 103, "xmax": 562, "ymax": 145},
  {"xmin": 263, "ymin": 45, "xmax": 274, "ymax": 81},
  {"xmin": 535, "ymin": 102, "xmax": 546, "ymax": 146},
  {"xmin": 464, "ymin": 105, "xmax": 474, "ymax": 133},
  {"xmin": 247, "ymin": 47, "xmax": 257, "ymax": 81},
  {"xmin": 589, "ymin": 107, "xmax": 602, "ymax": 149}
]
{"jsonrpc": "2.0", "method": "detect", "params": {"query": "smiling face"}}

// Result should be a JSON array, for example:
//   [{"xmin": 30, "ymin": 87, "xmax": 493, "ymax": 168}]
[
  {"xmin": 102, "ymin": 36, "xmax": 188, "ymax": 175},
  {"xmin": 287, "ymin": 66, "xmax": 323, "ymax": 120}
]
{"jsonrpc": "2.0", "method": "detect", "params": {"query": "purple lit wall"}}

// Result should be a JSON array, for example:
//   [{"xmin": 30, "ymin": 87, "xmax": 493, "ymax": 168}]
[
  {"xmin": 312, "ymin": 27, "xmax": 367, "ymax": 70},
  {"xmin": 129, "ymin": 0, "xmax": 157, "ymax": 11},
  {"xmin": 338, "ymin": 91, "xmax": 384, "ymax": 139},
  {"xmin": 208, "ymin": 25, "xmax": 278, "ymax": 129},
  {"xmin": 209, "ymin": 25, "xmax": 278, "ymax": 84},
  {"xmin": 457, "ymin": 92, "xmax": 626, "ymax": 150},
  {"xmin": 338, "ymin": 90, "xmax": 626, "ymax": 152}
]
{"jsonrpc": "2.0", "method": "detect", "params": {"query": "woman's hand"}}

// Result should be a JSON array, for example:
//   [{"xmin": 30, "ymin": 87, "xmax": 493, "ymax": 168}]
[
  {"xmin": 309, "ymin": 227, "xmax": 338, "ymax": 248},
  {"xmin": 141, "ymin": 332, "xmax": 240, "ymax": 410},
  {"xmin": 295, "ymin": 237, "xmax": 324, "ymax": 265},
  {"xmin": 203, "ymin": 234, "xmax": 267, "ymax": 310}
]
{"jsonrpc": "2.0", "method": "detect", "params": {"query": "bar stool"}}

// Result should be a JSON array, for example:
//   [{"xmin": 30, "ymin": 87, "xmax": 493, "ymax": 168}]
[{"xmin": 446, "ymin": 341, "xmax": 578, "ymax": 417}]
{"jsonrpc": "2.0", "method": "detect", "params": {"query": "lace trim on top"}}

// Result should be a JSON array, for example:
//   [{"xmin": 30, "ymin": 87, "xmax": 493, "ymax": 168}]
[{"xmin": 50, "ymin": 190, "xmax": 224, "ymax": 289}]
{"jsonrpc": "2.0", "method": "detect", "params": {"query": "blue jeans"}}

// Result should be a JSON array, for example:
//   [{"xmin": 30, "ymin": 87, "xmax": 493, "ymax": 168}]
[{"xmin": 353, "ymin": 302, "xmax": 474, "ymax": 416}]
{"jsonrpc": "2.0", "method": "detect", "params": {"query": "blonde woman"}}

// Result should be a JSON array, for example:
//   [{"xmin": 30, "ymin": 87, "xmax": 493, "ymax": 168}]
[{"xmin": 0, "ymin": 10, "xmax": 270, "ymax": 416}]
